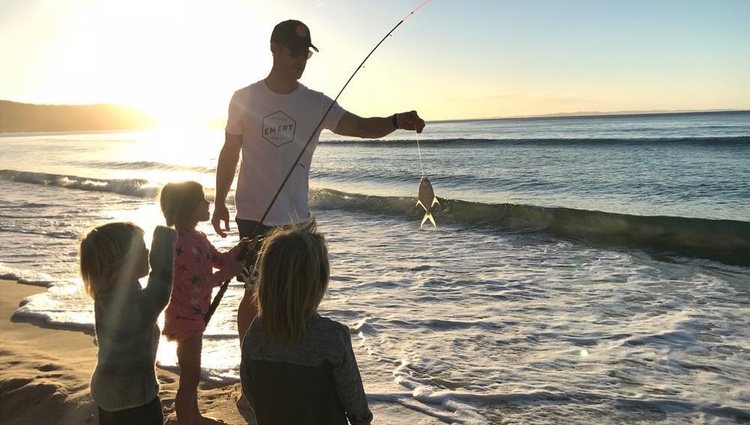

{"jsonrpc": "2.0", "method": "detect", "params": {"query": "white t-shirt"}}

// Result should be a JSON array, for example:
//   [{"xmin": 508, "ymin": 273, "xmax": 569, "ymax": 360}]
[{"xmin": 225, "ymin": 81, "xmax": 346, "ymax": 226}]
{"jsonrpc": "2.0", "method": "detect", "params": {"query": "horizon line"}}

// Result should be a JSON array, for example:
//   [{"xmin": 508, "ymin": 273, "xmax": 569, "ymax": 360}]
[
  {"xmin": 2, "ymin": 99, "xmax": 748, "ymax": 124},
  {"xmin": 429, "ymin": 109, "xmax": 750, "ymax": 124}
]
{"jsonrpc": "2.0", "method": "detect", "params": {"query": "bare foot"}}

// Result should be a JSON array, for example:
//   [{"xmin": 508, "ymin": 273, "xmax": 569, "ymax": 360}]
[
  {"xmin": 236, "ymin": 395, "xmax": 253, "ymax": 413},
  {"xmin": 196, "ymin": 415, "xmax": 226, "ymax": 425}
]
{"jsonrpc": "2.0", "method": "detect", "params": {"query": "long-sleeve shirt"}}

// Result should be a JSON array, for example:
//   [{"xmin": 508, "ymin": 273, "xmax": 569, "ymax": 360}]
[
  {"xmin": 90, "ymin": 226, "xmax": 176, "ymax": 411},
  {"xmin": 163, "ymin": 229, "xmax": 239, "ymax": 328},
  {"xmin": 241, "ymin": 314, "xmax": 373, "ymax": 425}
]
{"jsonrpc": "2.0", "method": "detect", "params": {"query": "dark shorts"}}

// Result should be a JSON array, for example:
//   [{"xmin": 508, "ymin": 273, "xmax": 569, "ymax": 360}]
[
  {"xmin": 97, "ymin": 396, "xmax": 163, "ymax": 425},
  {"xmin": 235, "ymin": 219, "xmax": 274, "ymax": 240}
]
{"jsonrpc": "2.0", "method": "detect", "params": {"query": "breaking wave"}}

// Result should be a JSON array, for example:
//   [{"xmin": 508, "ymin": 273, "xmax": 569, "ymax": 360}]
[
  {"xmin": 2, "ymin": 170, "xmax": 747, "ymax": 265},
  {"xmin": 0, "ymin": 169, "xmax": 157, "ymax": 198},
  {"xmin": 310, "ymin": 188, "xmax": 750, "ymax": 266}
]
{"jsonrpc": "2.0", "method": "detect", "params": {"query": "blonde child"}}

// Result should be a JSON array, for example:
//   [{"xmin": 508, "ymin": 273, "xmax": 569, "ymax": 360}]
[
  {"xmin": 80, "ymin": 222, "xmax": 177, "ymax": 425},
  {"xmin": 159, "ymin": 181, "xmax": 245, "ymax": 425},
  {"xmin": 240, "ymin": 220, "xmax": 373, "ymax": 425}
]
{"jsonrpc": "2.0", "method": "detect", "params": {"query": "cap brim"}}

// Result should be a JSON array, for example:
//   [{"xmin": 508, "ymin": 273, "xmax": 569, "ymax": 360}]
[{"xmin": 279, "ymin": 39, "xmax": 319, "ymax": 52}]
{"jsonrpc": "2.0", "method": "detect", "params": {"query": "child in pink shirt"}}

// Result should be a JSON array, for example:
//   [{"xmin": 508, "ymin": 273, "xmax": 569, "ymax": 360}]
[{"xmin": 160, "ymin": 181, "xmax": 245, "ymax": 425}]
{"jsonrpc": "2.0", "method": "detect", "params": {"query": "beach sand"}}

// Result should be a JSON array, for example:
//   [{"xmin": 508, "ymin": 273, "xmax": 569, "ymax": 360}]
[{"xmin": 0, "ymin": 279, "xmax": 443, "ymax": 425}]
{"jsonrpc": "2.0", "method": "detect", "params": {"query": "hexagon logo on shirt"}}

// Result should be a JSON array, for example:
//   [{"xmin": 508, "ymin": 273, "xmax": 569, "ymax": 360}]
[{"xmin": 262, "ymin": 111, "xmax": 296, "ymax": 147}]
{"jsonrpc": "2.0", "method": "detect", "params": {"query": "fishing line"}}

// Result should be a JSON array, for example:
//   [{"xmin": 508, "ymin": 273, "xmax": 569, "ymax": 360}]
[
  {"xmin": 416, "ymin": 128, "xmax": 424, "ymax": 177},
  {"xmin": 205, "ymin": 0, "xmax": 433, "ymax": 325}
]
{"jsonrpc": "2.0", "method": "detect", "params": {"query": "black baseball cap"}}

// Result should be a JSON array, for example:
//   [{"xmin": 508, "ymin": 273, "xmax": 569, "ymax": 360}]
[{"xmin": 271, "ymin": 20, "xmax": 319, "ymax": 52}]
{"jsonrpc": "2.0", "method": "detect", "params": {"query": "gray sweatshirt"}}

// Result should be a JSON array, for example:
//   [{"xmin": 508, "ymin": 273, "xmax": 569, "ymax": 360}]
[
  {"xmin": 90, "ymin": 226, "xmax": 176, "ymax": 411},
  {"xmin": 241, "ymin": 314, "xmax": 373, "ymax": 425}
]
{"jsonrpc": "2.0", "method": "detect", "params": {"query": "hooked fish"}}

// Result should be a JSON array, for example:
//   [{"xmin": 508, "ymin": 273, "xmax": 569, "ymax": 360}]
[{"xmin": 416, "ymin": 176, "xmax": 439, "ymax": 227}]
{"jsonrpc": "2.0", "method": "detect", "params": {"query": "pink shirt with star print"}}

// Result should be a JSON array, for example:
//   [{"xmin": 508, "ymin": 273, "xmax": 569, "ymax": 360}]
[{"xmin": 162, "ymin": 229, "xmax": 240, "ymax": 340}]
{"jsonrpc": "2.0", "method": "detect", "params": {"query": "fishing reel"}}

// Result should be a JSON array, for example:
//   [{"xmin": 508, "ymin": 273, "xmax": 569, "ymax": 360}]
[{"xmin": 235, "ymin": 236, "xmax": 262, "ymax": 285}]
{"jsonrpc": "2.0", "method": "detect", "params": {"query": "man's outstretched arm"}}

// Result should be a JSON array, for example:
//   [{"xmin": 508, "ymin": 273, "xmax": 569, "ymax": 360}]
[
  {"xmin": 212, "ymin": 133, "xmax": 242, "ymax": 237},
  {"xmin": 334, "ymin": 111, "xmax": 425, "ymax": 139}
]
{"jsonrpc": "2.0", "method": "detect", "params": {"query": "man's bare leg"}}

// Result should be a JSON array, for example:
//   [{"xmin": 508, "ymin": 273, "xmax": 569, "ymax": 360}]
[
  {"xmin": 236, "ymin": 289, "xmax": 258, "ymax": 413},
  {"xmin": 237, "ymin": 289, "xmax": 258, "ymax": 342}
]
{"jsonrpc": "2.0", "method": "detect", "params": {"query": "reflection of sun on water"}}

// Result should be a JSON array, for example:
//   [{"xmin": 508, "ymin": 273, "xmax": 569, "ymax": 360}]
[
  {"xmin": 111, "ymin": 203, "xmax": 164, "ymax": 246},
  {"xmin": 134, "ymin": 126, "xmax": 225, "ymax": 192},
  {"xmin": 158, "ymin": 338, "xmax": 179, "ymax": 369}
]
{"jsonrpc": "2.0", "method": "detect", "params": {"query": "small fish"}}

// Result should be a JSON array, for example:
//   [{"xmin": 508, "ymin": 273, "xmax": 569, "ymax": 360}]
[{"xmin": 416, "ymin": 176, "xmax": 439, "ymax": 227}]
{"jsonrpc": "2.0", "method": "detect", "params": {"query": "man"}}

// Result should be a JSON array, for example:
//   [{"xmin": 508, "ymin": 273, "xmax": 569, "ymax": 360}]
[{"xmin": 211, "ymin": 18, "xmax": 425, "ymax": 393}]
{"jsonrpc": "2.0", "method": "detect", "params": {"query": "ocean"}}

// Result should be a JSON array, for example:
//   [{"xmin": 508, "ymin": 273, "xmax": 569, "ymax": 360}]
[{"xmin": 1, "ymin": 111, "xmax": 748, "ymax": 424}]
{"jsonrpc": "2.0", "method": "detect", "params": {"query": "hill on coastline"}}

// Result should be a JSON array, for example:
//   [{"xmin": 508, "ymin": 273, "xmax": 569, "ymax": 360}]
[{"xmin": 0, "ymin": 100, "xmax": 156, "ymax": 133}]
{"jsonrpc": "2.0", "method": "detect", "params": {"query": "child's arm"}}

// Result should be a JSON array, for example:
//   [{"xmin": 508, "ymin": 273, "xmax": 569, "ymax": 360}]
[
  {"xmin": 140, "ymin": 226, "xmax": 177, "ymax": 322},
  {"xmin": 208, "ymin": 239, "xmax": 245, "ymax": 268},
  {"xmin": 205, "ymin": 239, "xmax": 244, "ymax": 288},
  {"xmin": 332, "ymin": 328, "xmax": 374, "ymax": 425}
]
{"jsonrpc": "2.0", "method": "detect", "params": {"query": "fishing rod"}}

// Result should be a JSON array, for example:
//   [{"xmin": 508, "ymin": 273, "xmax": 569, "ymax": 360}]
[
  {"xmin": 254, "ymin": 0, "xmax": 433, "ymax": 229},
  {"xmin": 204, "ymin": 0, "xmax": 433, "ymax": 326}
]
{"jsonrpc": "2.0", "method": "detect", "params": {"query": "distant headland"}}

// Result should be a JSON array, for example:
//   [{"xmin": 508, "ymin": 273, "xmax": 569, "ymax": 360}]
[{"xmin": 0, "ymin": 100, "xmax": 156, "ymax": 133}]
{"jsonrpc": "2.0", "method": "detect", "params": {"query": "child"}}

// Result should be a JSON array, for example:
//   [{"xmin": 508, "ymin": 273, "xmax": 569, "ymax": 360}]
[
  {"xmin": 240, "ymin": 220, "xmax": 374, "ymax": 425},
  {"xmin": 80, "ymin": 222, "xmax": 177, "ymax": 425},
  {"xmin": 159, "ymin": 181, "xmax": 245, "ymax": 425}
]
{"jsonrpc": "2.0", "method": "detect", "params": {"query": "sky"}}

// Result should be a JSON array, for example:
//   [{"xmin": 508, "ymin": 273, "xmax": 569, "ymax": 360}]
[{"xmin": 0, "ymin": 0, "xmax": 748, "ymax": 123}]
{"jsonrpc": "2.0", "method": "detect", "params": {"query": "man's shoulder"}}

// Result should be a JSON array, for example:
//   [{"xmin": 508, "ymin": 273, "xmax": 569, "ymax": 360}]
[
  {"xmin": 296, "ymin": 83, "xmax": 329, "ymax": 100},
  {"xmin": 232, "ymin": 81, "xmax": 330, "ymax": 102},
  {"xmin": 233, "ymin": 80, "xmax": 266, "ymax": 97}
]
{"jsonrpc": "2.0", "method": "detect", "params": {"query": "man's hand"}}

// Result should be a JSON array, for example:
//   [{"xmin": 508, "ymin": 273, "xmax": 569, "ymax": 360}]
[
  {"xmin": 396, "ymin": 110, "xmax": 426, "ymax": 133},
  {"xmin": 212, "ymin": 203, "xmax": 230, "ymax": 238}
]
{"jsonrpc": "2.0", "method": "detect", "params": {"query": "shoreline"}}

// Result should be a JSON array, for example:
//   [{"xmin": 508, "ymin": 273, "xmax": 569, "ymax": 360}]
[
  {"xmin": 0, "ymin": 279, "xmax": 444, "ymax": 424},
  {"xmin": 0, "ymin": 278, "xmax": 260, "ymax": 424}
]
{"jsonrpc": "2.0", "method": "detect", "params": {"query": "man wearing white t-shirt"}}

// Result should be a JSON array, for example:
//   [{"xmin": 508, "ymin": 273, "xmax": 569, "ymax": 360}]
[{"xmin": 211, "ymin": 18, "xmax": 425, "ymax": 371}]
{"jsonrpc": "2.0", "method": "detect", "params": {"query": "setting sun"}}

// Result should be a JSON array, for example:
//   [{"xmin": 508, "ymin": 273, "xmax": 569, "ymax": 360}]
[{"xmin": 4, "ymin": 0, "xmax": 272, "ymax": 127}]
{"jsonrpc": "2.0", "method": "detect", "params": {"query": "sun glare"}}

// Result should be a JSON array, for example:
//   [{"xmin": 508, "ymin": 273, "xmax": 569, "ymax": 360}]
[
  {"xmin": 111, "ymin": 203, "xmax": 163, "ymax": 242},
  {"xmin": 21, "ymin": 0, "xmax": 268, "ymax": 127}
]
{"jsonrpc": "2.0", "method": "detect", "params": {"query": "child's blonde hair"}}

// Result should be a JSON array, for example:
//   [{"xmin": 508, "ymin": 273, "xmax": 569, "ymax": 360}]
[
  {"xmin": 160, "ymin": 181, "xmax": 204, "ymax": 227},
  {"xmin": 80, "ymin": 222, "xmax": 144, "ymax": 298},
  {"xmin": 256, "ymin": 220, "xmax": 329, "ymax": 345}
]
